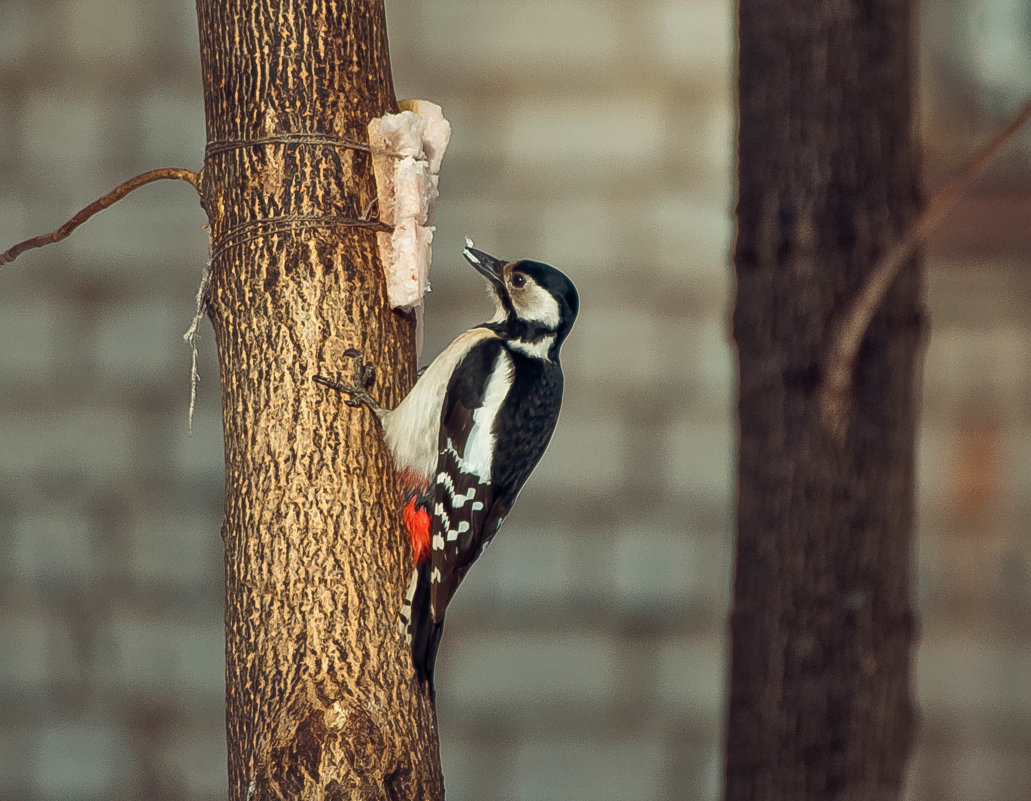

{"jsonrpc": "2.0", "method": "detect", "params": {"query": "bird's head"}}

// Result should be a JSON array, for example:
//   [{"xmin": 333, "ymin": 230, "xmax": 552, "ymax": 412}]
[{"xmin": 462, "ymin": 242, "xmax": 579, "ymax": 357}]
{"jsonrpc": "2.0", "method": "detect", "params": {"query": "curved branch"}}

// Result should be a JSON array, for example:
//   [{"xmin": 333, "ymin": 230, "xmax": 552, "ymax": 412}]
[
  {"xmin": 0, "ymin": 167, "xmax": 200, "ymax": 268},
  {"xmin": 819, "ymin": 95, "xmax": 1031, "ymax": 437}
]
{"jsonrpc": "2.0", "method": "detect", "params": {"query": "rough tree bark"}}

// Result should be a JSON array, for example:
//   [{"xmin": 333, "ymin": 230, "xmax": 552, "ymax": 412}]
[
  {"xmin": 726, "ymin": 2, "xmax": 921, "ymax": 800},
  {"xmin": 196, "ymin": 1, "xmax": 444, "ymax": 799}
]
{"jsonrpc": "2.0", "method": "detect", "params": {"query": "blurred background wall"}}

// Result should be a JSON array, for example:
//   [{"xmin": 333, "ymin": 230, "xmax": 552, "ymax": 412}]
[{"xmin": 1, "ymin": 2, "xmax": 1030, "ymax": 800}]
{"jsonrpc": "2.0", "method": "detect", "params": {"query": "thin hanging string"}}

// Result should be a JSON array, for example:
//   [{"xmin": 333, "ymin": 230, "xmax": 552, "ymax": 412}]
[
  {"xmin": 184, "ymin": 134, "xmax": 391, "ymax": 430},
  {"xmin": 183, "ymin": 258, "xmax": 214, "ymax": 432}
]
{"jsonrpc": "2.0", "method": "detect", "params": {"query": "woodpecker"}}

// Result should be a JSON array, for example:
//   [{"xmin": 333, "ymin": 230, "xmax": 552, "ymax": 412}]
[{"xmin": 315, "ymin": 243, "xmax": 578, "ymax": 692}]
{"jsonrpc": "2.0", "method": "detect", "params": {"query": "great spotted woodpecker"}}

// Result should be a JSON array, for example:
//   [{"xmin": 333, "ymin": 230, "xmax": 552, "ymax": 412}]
[{"xmin": 315, "ymin": 242, "xmax": 578, "ymax": 691}]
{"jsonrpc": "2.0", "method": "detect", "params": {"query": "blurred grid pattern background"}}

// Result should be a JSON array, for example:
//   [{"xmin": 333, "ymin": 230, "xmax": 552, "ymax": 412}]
[{"xmin": 1, "ymin": 2, "xmax": 1030, "ymax": 800}]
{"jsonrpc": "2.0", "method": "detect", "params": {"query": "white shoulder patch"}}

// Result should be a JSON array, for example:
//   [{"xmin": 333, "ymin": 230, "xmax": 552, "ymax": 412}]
[
  {"xmin": 382, "ymin": 327, "xmax": 499, "ymax": 479},
  {"xmin": 461, "ymin": 349, "xmax": 514, "ymax": 479}
]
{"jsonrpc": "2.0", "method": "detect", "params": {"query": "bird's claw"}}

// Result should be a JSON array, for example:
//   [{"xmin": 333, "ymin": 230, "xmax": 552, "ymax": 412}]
[
  {"xmin": 315, "ymin": 349, "xmax": 383, "ymax": 418},
  {"xmin": 343, "ymin": 348, "xmax": 376, "ymax": 394}
]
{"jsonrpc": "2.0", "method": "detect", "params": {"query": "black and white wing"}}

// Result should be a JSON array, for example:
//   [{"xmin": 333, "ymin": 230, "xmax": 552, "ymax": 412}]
[{"xmin": 428, "ymin": 339, "xmax": 514, "ymax": 621}]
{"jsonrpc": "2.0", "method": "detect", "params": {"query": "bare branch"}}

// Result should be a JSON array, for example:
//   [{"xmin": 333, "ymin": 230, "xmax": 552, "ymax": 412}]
[
  {"xmin": 0, "ymin": 167, "xmax": 200, "ymax": 268},
  {"xmin": 819, "ymin": 95, "xmax": 1031, "ymax": 437}
]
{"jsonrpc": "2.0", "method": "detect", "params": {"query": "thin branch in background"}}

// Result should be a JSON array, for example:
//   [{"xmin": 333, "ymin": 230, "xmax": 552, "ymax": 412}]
[
  {"xmin": 819, "ymin": 95, "xmax": 1031, "ymax": 438},
  {"xmin": 0, "ymin": 167, "xmax": 201, "ymax": 268}
]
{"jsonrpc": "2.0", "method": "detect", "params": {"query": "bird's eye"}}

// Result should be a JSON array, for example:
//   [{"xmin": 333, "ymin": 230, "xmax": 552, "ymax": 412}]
[{"xmin": 511, "ymin": 273, "xmax": 526, "ymax": 289}]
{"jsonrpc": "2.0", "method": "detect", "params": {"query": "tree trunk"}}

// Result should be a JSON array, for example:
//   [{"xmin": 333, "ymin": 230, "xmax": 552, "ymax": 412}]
[
  {"xmin": 195, "ymin": 2, "xmax": 444, "ymax": 799},
  {"xmin": 726, "ymin": 2, "xmax": 921, "ymax": 800}
]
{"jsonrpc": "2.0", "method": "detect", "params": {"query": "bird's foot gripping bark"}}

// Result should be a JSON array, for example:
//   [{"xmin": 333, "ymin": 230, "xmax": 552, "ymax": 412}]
[{"xmin": 314, "ymin": 348, "xmax": 385, "ymax": 419}]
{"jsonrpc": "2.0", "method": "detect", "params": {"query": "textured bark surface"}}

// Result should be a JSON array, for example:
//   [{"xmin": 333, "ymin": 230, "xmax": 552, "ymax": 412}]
[
  {"xmin": 195, "ymin": 2, "xmax": 444, "ymax": 799},
  {"xmin": 726, "ymin": 2, "xmax": 921, "ymax": 800}
]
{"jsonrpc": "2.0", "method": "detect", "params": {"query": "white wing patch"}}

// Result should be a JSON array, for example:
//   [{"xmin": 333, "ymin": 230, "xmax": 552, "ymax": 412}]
[
  {"xmin": 460, "ymin": 350, "xmax": 513, "ymax": 479},
  {"xmin": 381, "ymin": 327, "xmax": 500, "ymax": 479}
]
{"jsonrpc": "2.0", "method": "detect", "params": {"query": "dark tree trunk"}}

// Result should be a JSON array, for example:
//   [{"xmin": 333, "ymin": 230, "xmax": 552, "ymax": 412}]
[
  {"xmin": 726, "ymin": 2, "xmax": 922, "ymax": 799},
  {"xmin": 195, "ymin": 1, "xmax": 444, "ymax": 798}
]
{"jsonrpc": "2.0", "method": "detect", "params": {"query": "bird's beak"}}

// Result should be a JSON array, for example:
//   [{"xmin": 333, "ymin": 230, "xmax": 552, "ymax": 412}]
[{"xmin": 462, "ymin": 242, "xmax": 505, "ymax": 287}]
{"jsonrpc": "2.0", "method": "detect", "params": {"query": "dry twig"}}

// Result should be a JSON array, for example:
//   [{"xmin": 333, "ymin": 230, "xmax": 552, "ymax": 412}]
[
  {"xmin": 819, "ymin": 96, "xmax": 1031, "ymax": 437},
  {"xmin": 0, "ymin": 167, "xmax": 200, "ymax": 268}
]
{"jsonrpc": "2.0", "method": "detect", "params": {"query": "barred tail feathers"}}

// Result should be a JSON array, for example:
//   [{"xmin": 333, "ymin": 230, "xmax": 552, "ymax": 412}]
[{"xmin": 400, "ymin": 560, "xmax": 445, "ymax": 696}]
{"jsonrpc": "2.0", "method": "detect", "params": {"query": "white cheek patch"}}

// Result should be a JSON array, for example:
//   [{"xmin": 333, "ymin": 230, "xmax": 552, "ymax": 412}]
[{"xmin": 514, "ymin": 280, "xmax": 562, "ymax": 329}]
